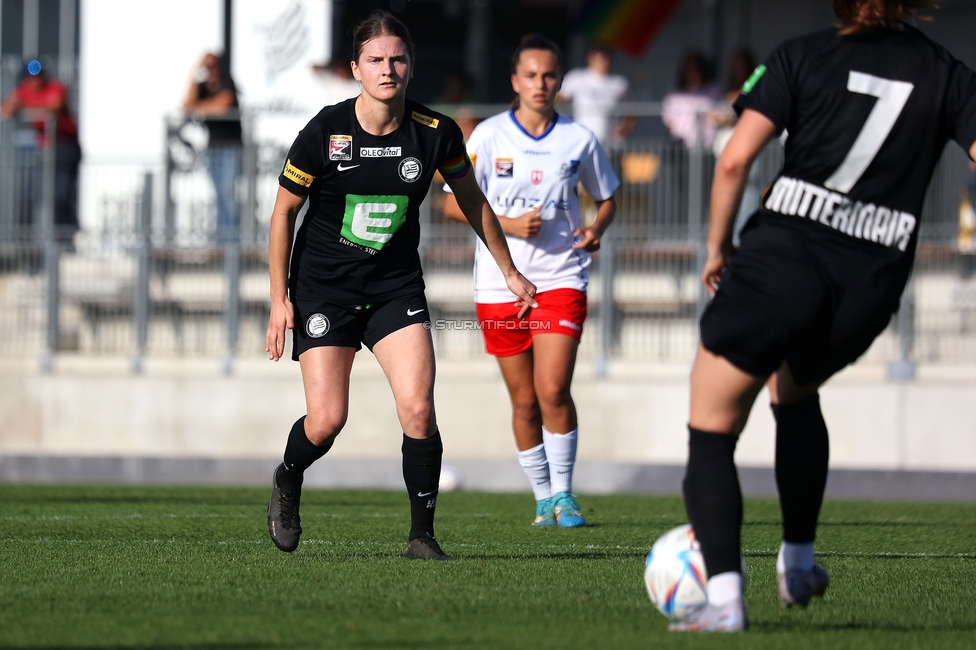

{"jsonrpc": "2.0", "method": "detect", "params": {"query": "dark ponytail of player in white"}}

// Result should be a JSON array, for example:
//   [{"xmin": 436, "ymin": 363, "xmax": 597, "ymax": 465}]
[{"xmin": 833, "ymin": 0, "xmax": 935, "ymax": 35}]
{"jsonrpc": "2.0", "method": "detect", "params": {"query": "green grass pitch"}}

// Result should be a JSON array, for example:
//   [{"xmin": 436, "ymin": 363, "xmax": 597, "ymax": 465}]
[{"xmin": 1, "ymin": 485, "xmax": 974, "ymax": 649}]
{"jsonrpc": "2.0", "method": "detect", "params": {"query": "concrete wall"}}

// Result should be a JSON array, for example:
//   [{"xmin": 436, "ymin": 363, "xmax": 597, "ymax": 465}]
[{"xmin": 1, "ymin": 355, "xmax": 974, "ymax": 473}]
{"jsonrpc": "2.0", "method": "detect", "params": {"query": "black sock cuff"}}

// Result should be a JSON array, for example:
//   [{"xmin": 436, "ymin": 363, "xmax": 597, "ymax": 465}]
[
  {"xmin": 282, "ymin": 416, "xmax": 332, "ymax": 476},
  {"xmin": 688, "ymin": 426, "xmax": 738, "ymax": 453},
  {"xmin": 401, "ymin": 431, "xmax": 443, "ymax": 456},
  {"xmin": 291, "ymin": 416, "xmax": 331, "ymax": 453},
  {"xmin": 771, "ymin": 394, "xmax": 821, "ymax": 420}
]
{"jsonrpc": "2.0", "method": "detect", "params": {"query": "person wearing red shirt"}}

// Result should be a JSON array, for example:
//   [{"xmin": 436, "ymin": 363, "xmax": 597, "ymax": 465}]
[{"xmin": 1, "ymin": 60, "xmax": 82, "ymax": 239}]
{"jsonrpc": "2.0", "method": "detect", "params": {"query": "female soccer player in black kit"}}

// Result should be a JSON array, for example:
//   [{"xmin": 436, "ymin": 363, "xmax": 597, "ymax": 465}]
[
  {"xmin": 674, "ymin": 0, "xmax": 976, "ymax": 631},
  {"xmin": 264, "ymin": 11, "xmax": 537, "ymax": 561}
]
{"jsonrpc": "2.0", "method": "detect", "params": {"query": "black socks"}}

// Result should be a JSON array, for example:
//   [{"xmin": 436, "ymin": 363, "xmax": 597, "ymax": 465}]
[
  {"xmin": 280, "ymin": 416, "xmax": 333, "ymax": 487},
  {"xmin": 683, "ymin": 427, "xmax": 743, "ymax": 577},
  {"xmin": 402, "ymin": 432, "xmax": 443, "ymax": 541},
  {"xmin": 772, "ymin": 395, "xmax": 830, "ymax": 544}
]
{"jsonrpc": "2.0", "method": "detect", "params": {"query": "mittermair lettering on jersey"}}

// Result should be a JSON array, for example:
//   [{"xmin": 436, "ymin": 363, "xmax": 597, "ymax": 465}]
[
  {"xmin": 361, "ymin": 147, "xmax": 402, "ymax": 158},
  {"xmin": 340, "ymin": 194, "xmax": 409, "ymax": 253},
  {"xmin": 283, "ymin": 159, "xmax": 313, "ymax": 187},
  {"xmin": 399, "ymin": 157, "xmax": 422, "ymax": 182},
  {"xmin": 306, "ymin": 313, "xmax": 330, "ymax": 338},
  {"xmin": 764, "ymin": 175, "xmax": 916, "ymax": 251},
  {"xmin": 329, "ymin": 135, "xmax": 352, "ymax": 161},
  {"xmin": 410, "ymin": 111, "xmax": 440, "ymax": 129}
]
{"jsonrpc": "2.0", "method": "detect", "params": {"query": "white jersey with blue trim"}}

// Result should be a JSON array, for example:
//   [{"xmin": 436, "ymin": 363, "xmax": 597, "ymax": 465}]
[{"xmin": 464, "ymin": 110, "xmax": 620, "ymax": 303}]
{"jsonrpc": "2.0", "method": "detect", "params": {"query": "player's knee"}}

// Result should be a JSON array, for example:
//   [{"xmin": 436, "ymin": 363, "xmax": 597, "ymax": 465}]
[
  {"xmin": 511, "ymin": 398, "xmax": 541, "ymax": 426},
  {"xmin": 536, "ymin": 380, "xmax": 571, "ymax": 411},
  {"xmin": 304, "ymin": 410, "xmax": 346, "ymax": 446},
  {"xmin": 399, "ymin": 396, "xmax": 434, "ymax": 431}
]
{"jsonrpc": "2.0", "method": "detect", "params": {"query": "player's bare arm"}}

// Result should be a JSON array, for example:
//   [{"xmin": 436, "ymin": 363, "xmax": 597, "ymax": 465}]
[
  {"xmin": 447, "ymin": 170, "xmax": 538, "ymax": 316},
  {"xmin": 443, "ymin": 194, "xmax": 542, "ymax": 239},
  {"xmin": 702, "ymin": 108, "xmax": 776, "ymax": 293},
  {"xmin": 573, "ymin": 196, "xmax": 617, "ymax": 252},
  {"xmin": 265, "ymin": 187, "xmax": 305, "ymax": 361}
]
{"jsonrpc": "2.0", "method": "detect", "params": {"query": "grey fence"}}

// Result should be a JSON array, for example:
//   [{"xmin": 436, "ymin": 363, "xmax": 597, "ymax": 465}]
[{"xmin": 1, "ymin": 105, "xmax": 974, "ymax": 374}]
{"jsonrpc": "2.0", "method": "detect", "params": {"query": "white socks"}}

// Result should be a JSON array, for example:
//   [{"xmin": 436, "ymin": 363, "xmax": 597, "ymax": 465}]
[
  {"xmin": 516, "ymin": 443, "xmax": 552, "ymax": 501},
  {"xmin": 777, "ymin": 541, "xmax": 815, "ymax": 573},
  {"xmin": 706, "ymin": 571, "xmax": 743, "ymax": 607},
  {"xmin": 543, "ymin": 426, "xmax": 578, "ymax": 495}
]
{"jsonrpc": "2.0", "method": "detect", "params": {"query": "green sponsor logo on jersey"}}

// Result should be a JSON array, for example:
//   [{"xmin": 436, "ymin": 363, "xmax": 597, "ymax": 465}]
[
  {"xmin": 341, "ymin": 194, "xmax": 409, "ymax": 251},
  {"xmin": 741, "ymin": 64, "xmax": 767, "ymax": 94}
]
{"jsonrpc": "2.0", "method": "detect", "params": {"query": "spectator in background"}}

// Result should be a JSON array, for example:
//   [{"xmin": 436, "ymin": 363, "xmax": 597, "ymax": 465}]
[
  {"xmin": 183, "ymin": 53, "xmax": 242, "ymax": 244},
  {"xmin": 310, "ymin": 55, "xmax": 362, "ymax": 107},
  {"xmin": 559, "ymin": 44, "xmax": 633, "ymax": 147},
  {"xmin": 662, "ymin": 49, "xmax": 723, "ymax": 149},
  {"xmin": 1, "ymin": 59, "xmax": 82, "ymax": 242},
  {"xmin": 435, "ymin": 70, "xmax": 479, "ymax": 141}
]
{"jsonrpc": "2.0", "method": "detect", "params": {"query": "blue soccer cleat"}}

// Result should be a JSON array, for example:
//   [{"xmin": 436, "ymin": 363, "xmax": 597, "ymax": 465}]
[
  {"xmin": 553, "ymin": 492, "xmax": 585, "ymax": 528},
  {"xmin": 532, "ymin": 496, "xmax": 557, "ymax": 526}
]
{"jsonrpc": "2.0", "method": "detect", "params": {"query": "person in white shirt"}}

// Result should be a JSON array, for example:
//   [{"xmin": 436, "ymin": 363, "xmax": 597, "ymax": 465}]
[
  {"xmin": 444, "ymin": 34, "xmax": 619, "ymax": 527},
  {"xmin": 558, "ymin": 44, "xmax": 633, "ymax": 146}
]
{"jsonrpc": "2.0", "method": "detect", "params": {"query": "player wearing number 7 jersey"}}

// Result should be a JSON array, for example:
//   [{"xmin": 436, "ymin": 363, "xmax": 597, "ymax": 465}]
[
  {"xmin": 672, "ymin": 0, "xmax": 976, "ymax": 632},
  {"xmin": 264, "ymin": 11, "xmax": 536, "ymax": 561}
]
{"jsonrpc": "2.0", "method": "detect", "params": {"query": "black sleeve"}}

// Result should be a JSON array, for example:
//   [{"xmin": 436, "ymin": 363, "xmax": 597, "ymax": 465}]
[
  {"xmin": 434, "ymin": 116, "xmax": 472, "ymax": 180},
  {"xmin": 734, "ymin": 43, "xmax": 794, "ymax": 135},
  {"xmin": 278, "ymin": 125, "xmax": 325, "ymax": 196},
  {"xmin": 945, "ymin": 58, "xmax": 976, "ymax": 156}
]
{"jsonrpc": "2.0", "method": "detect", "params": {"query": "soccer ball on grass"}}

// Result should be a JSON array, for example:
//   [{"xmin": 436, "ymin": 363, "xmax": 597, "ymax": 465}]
[
  {"xmin": 643, "ymin": 524, "xmax": 747, "ymax": 621},
  {"xmin": 643, "ymin": 524, "xmax": 709, "ymax": 621}
]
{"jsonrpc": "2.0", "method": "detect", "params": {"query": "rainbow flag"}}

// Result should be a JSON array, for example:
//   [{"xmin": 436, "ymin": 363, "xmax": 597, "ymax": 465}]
[{"xmin": 575, "ymin": 0, "xmax": 684, "ymax": 57}]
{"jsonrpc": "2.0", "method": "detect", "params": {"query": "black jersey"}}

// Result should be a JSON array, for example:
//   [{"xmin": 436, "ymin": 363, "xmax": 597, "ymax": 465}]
[
  {"xmin": 279, "ymin": 98, "xmax": 471, "ymax": 303},
  {"xmin": 735, "ymin": 24, "xmax": 976, "ymax": 262}
]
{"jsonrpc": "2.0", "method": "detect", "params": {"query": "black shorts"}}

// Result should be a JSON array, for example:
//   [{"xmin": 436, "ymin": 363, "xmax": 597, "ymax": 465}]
[
  {"xmin": 291, "ymin": 290, "xmax": 431, "ymax": 361},
  {"xmin": 699, "ymin": 215, "xmax": 909, "ymax": 385}
]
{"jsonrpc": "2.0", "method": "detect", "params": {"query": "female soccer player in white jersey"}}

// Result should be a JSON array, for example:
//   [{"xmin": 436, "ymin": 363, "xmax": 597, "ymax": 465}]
[
  {"xmin": 264, "ymin": 11, "xmax": 536, "ymax": 561},
  {"xmin": 445, "ymin": 35, "xmax": 619, "ymax": 527},
  {"xmin": 673, "ymin": 0, "xmax": 976, "ymax": 632}
]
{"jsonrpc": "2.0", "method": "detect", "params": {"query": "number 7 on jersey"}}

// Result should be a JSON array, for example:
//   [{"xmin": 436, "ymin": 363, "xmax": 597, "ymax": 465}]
[{"xmin": 824, "ymin": 71, "xmax": 914, "ymax": 194}]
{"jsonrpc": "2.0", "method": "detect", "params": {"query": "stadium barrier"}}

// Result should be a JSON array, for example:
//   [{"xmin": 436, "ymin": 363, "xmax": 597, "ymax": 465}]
[{"xmin": 1, "ymin": 104, "xmax": 975, "ymax": 375}]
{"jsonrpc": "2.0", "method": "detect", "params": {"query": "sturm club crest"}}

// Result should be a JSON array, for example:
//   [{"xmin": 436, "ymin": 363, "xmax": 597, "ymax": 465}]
[
  {"xmin": 306, "ymin": 313, "xmax": 330, "ymax": 338},
  {"xmin": 399, "ymin": 157, "xmax": 422, "ymax": 182}
]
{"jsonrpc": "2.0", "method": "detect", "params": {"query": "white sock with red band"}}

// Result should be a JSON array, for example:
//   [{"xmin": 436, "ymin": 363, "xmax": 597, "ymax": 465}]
[
  {"xmin": 516, "ymin": 443, "xmax": 552, "ymax": 501},
  {"xmin": 543, "ymin": 426, "xmax": 578, "ymax": 494}
]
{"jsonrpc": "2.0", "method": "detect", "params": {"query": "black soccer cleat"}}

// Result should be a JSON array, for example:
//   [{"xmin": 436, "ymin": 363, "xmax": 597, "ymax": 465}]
[
  {"xmin": 267, "ymin": 463, "xmax": 303, "ymax": 552},
  {"xmin": 405, "ymin": 534, "xmax": 453, "ymax": 561},
  {"xmin": 778, "ymin": 565, "xmax": 830, "ymax": 608}
]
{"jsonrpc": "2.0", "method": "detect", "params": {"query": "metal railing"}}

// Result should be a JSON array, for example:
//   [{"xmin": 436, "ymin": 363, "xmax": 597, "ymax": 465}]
[{"xmin": 1, "ymin": 104, "xmax": 974, "ymax": 376}]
